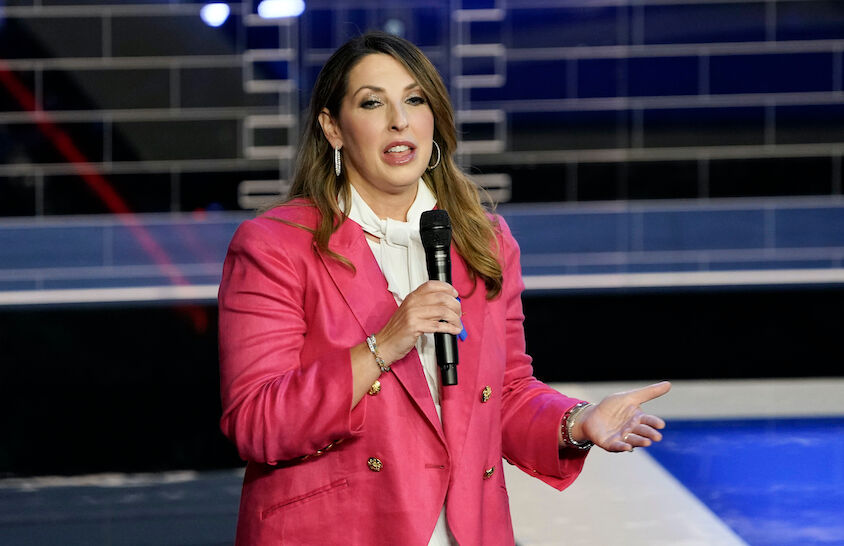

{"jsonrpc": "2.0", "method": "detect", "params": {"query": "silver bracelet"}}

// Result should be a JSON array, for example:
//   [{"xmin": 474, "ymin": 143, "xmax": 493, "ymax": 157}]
[
  {"xmin": 562, "ymin": 402, "xmax": 594, "ymax": 450},
  {"xmin": 365, "ymin": 334, "xmax": 391, "ymax": 373}
]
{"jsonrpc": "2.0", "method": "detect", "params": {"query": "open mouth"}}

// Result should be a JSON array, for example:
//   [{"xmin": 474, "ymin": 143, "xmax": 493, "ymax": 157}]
[
  {"xmin": 382, "ymin": 142, "xmax": 416, "ymax": 166},
  {"xmin": 386, "ymin": 144, "xmax": 412, "ymax": 153}
]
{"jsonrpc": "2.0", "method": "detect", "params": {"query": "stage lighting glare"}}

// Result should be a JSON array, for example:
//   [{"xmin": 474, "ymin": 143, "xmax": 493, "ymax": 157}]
[
  {"xmin": 200, "ymin": 3, "xmax": 230, "ymax": 27},
  {"xmin": 257, "ymin": 0, "xmax": 305, "ymax": 19}
]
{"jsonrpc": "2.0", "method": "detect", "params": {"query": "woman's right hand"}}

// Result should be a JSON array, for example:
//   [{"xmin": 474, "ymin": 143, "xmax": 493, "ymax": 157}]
[{"xmin": 375, "ymin": 281, "xmax": 463, "ymax": 365}]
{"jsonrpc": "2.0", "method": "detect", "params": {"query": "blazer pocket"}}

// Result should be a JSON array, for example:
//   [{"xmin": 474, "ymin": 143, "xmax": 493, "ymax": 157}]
[{"xmin": 261, "ymin": 478, "xmax": 349, "ymax": 520}]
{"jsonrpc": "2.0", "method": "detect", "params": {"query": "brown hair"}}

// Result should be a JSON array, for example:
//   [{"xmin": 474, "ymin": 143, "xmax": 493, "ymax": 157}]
[{"xmin": 278, "ymin": 31, "xmax": 503, "ymax": 298}]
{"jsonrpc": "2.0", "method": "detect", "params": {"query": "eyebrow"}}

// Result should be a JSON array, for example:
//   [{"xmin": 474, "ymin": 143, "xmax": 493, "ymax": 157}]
[{"xmin": 352, "ymin": 82, "xmax": 421, "ymax": 97}]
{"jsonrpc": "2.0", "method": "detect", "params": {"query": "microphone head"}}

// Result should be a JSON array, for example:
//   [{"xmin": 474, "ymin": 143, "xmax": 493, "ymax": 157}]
[{"xmin": 420, "ymin": 210, "xmax": 452, "ymax": 249}]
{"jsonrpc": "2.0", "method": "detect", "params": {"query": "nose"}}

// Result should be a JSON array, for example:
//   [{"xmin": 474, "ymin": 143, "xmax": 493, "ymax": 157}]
[{"xmin": 389, "ymin": 103, "xmax": 409, "ymax": 132}]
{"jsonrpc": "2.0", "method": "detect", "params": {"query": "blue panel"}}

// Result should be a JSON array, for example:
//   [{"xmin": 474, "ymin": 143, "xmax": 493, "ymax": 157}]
[
  {"xmin": 0, "ymin": 280, "xmax": 37, "ymax": 291},
  {"xmin": 43, "ymin": 277, "xmax": 184, "ymax": 289},
  {"xmin": 509, "ymin": 110, "xmax": 624, "ymax": 151},
  {"xmin": 776, "ymin": 104, "xmax": 844, "ymax": 144},
  {"xmin": 710, "ymin": 53, "xmax": 834, "ymax": 95},
  {"xmin": 109, "ymin": 221, "xmax": 236, "ymax": 267},
  {"xmin": 643, "ymin": 107, "xmax": 766, "ymax": 148},
  {"xmin": 508, "ymin": 7, "xmax": 620, "ymax": 48},
  {"xmin": 649, "ymin": 418, "xmax": 844, "ymax": 546},
  {"xmin": 502, "ymin": 211, "xmax": 631, "ymax": 254},
  {"xmin": 306, "ymin": 10, "xmax": 333, "ymax": 49},
  {"xmin": 577, "ymin": 58, "xmax": 623, "ymax": 98},
  {"xmin": 471, "ymin": 60, "xmax": 569, "ymax": 101},
  {"xmin": 628, "ymin": 57, "xmax": 698, "ymax": 97},
  {"xmin": 467, "ymin": 20, "xmax": 502, "ymax": 44},
  {"xmin": 708, "ymin": 260, "xmax": 838, "ymax": 271},
  {"xmin": 570, "ymin": 264, "xmax": 626, "ymax": 275},
  {"xmin": 459, "ymin": 0, "xmax": 496, "ymax": 9},
  {"xmin": 643, "ymin": 3, "xmax": 766, "ymax": 44},
  {"xmin": 0, "ymin": 216, "xmax": 241, "ymax": 298},
  {"xmin": 777, "ymin": 1, "xmax": 844, "ymax": 40},
  {"xmin": 775, "ymin": 207, "xmax": 844, "ymax": 247},
  {"xmin": 0, "ymin": 225, "xmax": 104, "ymax": 269},
  {"xmin": 641, "ymin": 209, "xmax": 766, "ymax": 251},
  {"xmin": 409, "ymin": 8, "xmax": 446, "ymax": 47},
  {"xmin": 626, "ymin": 262, "xmax": 704, "ymax": 273}
]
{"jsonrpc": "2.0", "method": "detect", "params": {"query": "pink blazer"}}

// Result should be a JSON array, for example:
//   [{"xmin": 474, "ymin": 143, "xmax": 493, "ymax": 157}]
[{"xmin": 218, "ymin": 201, "xmax": 587, "ymax": 545}]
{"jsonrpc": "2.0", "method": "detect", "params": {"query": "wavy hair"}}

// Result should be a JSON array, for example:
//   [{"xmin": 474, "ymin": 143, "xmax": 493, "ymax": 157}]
[{"xmin": 275, "ymin": 31, "xmax": 503, "ymax": 299}]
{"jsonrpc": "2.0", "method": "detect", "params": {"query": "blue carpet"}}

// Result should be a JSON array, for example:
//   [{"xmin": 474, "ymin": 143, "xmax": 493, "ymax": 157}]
[{"xmin": 648, "ymin": 417, "xmax": 844, "ymax": 545}]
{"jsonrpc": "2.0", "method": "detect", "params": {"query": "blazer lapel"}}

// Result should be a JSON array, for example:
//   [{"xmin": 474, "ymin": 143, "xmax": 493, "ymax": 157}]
[
  {"xmin": 440, "ymin": 247, "xmax": 486, "ymax": 463},
  {"xmin": 318, "ymin": 219, "xmax": 446, "ymax": 442}
]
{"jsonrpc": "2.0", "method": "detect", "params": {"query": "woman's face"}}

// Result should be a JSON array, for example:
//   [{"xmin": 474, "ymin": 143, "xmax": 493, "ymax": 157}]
[{"xmin": 321, "ymin": 53, "xmax": 435, "ymax": 206}]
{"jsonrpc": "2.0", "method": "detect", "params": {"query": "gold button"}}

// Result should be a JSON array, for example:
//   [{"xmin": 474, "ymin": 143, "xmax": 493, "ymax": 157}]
[
  {"xmin": 481, "ymin": 386, "xmax": 492, "ymax": 403},
  {"xmin": 483, "ymin": 466, "xmax": 495, "ymax": 479},
  {"xmin": 368, "ymin": 380, "xmax": 381, "ymax": 396},
  {"xmin": 367, "ymin": 457, "xmax": 383, "ymax": 472}
]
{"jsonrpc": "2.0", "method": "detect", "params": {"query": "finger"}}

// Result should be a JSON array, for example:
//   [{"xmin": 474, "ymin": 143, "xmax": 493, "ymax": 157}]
[
  {"xmin": 639, "ymin": 413, "xmax": 666, "ymax": 430},
  {"xmin": 419, "ymin": 280, "xmax": 459, "ymax": 297},
  {"xmin": 436, "ymin": 292, "xmax": 462, "ymax": 314},
  {"xmin": 627, "ymin": 381, "xmax": 671, "ymax": 405},
  {"xmin": 410, "ymin": 306, "xmax": 462, "ymax": 332},
  {"xmin": 631, "ymin": 423, "xmax": 663, "ymax": 443},
  {"xmin": 412, "ymin": 302, "xmax": 462, "ymax": 326},
  {"xmin": 433, "ymin": 319, "xmax": 463, "ymax": 335},
  {"xmin": 603, "ymin": 439, "xmax": 633, "ymax": 453},
  {"xmin": 622, "ymin": 432, "xmax": 651, "ymax": 448},
  {"xmin": 412, "ymin": 292, "xmax": 462, "ymax": 316}
]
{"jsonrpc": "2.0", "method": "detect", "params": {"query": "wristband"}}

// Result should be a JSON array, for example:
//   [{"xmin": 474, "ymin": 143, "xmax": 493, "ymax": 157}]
[
  {"xmin": 561, "ymin": 402, "xmax": 593, "ymax": 450},
  {"xmin": 365, "ymin": 334, "xmax": 391, "ymax": 373}
]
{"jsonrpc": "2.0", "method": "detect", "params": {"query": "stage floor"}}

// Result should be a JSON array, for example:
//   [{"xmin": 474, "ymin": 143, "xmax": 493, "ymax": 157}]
[{"xmin": 1, "ymin": 378, "xmax": 842, "ymax": 545}]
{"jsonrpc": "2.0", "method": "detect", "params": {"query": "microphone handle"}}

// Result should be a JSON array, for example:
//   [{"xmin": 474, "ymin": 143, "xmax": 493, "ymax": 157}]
[{"xmin": 426, "ymin": 247, "xmax": 458, "ymax": 386}]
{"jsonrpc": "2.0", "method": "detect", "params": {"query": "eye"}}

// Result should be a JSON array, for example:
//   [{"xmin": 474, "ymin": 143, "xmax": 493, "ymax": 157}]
[
  {"xmin": 360, "ymin": 97, "xmax": 382, "ymax": 109},
  {"xmin": 406, "ymin": 95, "xmax": 427, "ymax": 106}
]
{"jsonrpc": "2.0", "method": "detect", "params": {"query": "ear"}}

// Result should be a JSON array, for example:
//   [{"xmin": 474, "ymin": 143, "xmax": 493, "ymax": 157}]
[{"xmin": 318, "ymin": 108, "xmax": 342, "ymax": 149}]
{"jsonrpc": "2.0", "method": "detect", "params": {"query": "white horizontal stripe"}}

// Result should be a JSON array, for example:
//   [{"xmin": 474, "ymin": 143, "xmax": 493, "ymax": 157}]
[
  {"xmin": 4, "ymin": 268, "xmax": 844, "ymax": 305},
  {"xmin": 523, "ymin": 268, "xmax": 844, "ymax": 290},
  {"xmin": 507, "ymin": 38, "xmax": 844, "ymax": 61},
  {"xmin": 0, "ymin": 55, "xmax": 244, "ymax": 71},
  {"xmin": 520, "ymin": 246, "xmax": 844, "ymax": 267},
  {"xmin": 0, "ymin": 106, "xmax": 280, "ymax": 125},
  {"xmin": 469, "ymin": 142, "xmax": 844, "ymax": 165},
  {"xmin": 0, "ymin": 264, "xmax": 223, "ymax": 281},
  {"xmin": 552, "ymin": 378, "xmax": 844, "ymax": 420},
  {"xmin": 0, "ymin": 158, "xmax": 277, "ymax": 177},
  {"xmin": 0, "ymin": 285, "xmax": 219, "ymax": 306},
  {"xmin": 473, "ymin": 90, "xmax": 844, "ymax": 114}
]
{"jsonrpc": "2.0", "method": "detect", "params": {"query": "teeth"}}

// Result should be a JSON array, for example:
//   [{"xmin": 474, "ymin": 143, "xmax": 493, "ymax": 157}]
[{"xmin": 387, "ymin": 145, "xmax": 410, "ymax": 153}]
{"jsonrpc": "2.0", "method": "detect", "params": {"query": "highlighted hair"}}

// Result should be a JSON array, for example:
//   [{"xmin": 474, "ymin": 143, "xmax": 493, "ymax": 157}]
[{"xmin": 273, "ymin": 31, "xmax": 503, "ymax": 299}]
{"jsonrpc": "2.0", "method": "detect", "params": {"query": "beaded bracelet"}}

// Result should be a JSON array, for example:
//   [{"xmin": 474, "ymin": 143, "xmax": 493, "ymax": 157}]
[
  {"xmin": 365, "ymin": 334, "xmax": 391, "ymax": 373},
  {"xmin": 561, "ymin": 402, "xmax": 594, "ymax": 450}
]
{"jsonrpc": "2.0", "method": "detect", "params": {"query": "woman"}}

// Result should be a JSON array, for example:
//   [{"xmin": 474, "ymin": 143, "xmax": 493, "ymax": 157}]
[{"xmin": 218, "ymin": 31, "xmax": 670, "ymax": 545}]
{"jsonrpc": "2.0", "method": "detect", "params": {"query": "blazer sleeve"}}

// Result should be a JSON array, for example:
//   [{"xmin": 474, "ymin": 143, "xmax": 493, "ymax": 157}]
[
  {"xmin": 496, "ymin": 216, "xmax": 589, "ymax": 491},
  {"xmin": 217, "ymin": 219, "xmax": 364, "ymax": 465}
]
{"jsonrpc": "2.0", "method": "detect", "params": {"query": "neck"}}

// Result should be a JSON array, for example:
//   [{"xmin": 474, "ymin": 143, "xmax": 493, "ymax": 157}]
[{"xmin": 350, "ymin": 180, "xmax": 418, "ymax": 221}]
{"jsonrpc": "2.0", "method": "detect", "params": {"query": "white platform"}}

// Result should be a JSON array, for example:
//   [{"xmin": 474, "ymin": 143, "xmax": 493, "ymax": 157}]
[{"xmin": 507, "ymin": 378, "xmax": 844, "ymax": 545}]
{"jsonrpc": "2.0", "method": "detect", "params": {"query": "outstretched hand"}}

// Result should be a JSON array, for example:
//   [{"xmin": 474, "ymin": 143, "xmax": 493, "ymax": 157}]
[{"xmin": 571, "ymin": 381, "xmax": 672, "ymax": 452}]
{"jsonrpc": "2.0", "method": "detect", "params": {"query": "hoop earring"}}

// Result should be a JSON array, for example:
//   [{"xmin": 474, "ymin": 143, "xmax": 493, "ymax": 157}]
[
  {"xmin": 427, "ymin": 141, "xmax": 441, "ymax": 170},
  {"xmin": 334, "ymin": 146, "xmax": 342, "ymax": 177}
]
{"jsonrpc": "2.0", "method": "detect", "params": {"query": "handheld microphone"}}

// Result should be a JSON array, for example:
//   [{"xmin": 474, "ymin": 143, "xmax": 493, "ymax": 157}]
[{"xmin": 420, "ymin": 210, "xmax": 458, "ymax": 386}]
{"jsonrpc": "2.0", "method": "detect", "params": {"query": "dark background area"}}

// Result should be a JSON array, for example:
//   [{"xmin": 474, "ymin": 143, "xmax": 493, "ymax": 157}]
[{"xmin": 2, "ymin": 286, "xmax": 841, "ymax": 477}]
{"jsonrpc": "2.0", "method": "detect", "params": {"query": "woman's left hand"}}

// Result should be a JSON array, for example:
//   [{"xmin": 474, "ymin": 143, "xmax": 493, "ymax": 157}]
[{"xmin": 570, "ymin": 381, "xmax": 672, "ymax": 452}]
